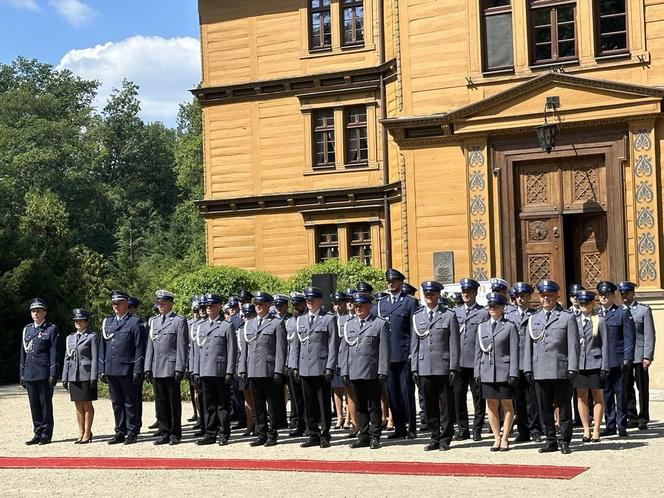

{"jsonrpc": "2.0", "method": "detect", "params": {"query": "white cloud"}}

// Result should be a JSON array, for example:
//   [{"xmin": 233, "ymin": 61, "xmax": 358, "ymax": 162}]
[
  {"xmin": 49, "ymin": 0, "xmax": 94, "ymax": 26},
  {"xmin": 57, "ymin": 35, "xmax": 201, "ymax": 126},
  {"xmin": 1, "ymin": 0, "xmax": 39, "ymax": 11}
]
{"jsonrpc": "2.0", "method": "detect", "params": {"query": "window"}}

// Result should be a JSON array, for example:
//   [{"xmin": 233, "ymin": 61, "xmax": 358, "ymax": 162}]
[
  {"xmin": 349, "ymin": 223, "xmax": 372, "ymax": 265},
  {"xmin": 530, "ymin": 1, "xmax": 577, "ymax": 65},
  {"xmin": 595, "ymin": 0, "xmax": 627, "ymax": 56},
  {"xmin": 317, "ymin": 225, "xmax": 339, "ymax": 262},
  {"xmin": 342, "ymin": 0, "xmax": 364, "ymax": 46},
  {"xmin": 310, "ymin": 0, "xmax": 332, "ymax": 50},
  {"xmin": 481, "ymin": 0, "xmax": 514, "ymax": 72},
  {"xmin": 345, "ymin": 106, "xmax": 368, "ymax": 165},
  {"xmin": 313, "ymin": 109, "xmax": 335, "ymax": 168}
]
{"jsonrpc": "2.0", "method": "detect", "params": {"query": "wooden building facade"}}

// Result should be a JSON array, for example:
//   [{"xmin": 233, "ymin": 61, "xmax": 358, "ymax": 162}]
[{"xmin": 195, "ymin": 0, "xmax": 663, "ymax": 385}]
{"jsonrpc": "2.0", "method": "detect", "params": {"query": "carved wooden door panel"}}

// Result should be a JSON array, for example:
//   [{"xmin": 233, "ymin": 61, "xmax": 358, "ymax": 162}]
[
  {"xmin": 515, "ymin": 162, "xmax": 565, "ymax": 290},
  {"xmin": 571, "ymin": 214, "xmax": 608, "ymax": 290}
]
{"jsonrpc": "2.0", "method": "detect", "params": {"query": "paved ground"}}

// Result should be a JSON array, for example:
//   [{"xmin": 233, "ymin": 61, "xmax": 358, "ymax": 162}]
[{"xmin": 1, "ymin": 385, "xmax": 663, "ymax": 497}]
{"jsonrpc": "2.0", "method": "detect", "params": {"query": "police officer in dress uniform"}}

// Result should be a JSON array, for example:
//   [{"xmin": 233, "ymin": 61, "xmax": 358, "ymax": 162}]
[
  {"xmin": 238, "ymin": 292, "xmax": 288, "ymax": 447},
  {"xmin": 144, "ymin": 290, "xmax": 188, "ymax": 445},
  {"xmin": 20, "ymin": 298, "xmax": 59, "ymax": 445},
  {"xmin": 411, "ymin": 281, "xmax": 459, "ymax": 451},
  {"xmin": 285, "ymin": 292, "xmax": 307, "ymax": 437},
  {"xmin": 186, "ymin": 296, "xmax": 204, "ymax": 426},
  {"xmin": 100, "ymin": 290, "xmax": 146, "ymax": 445},
  {"xmin": 402, "ymin": 283, "xmax": 418, "ymax": 297},
  {"xmin": 596, "ymin": 280, "xmax": 635, "ymax": 437},
  {"xmin": 271, "ymin": 294, "xmax": 291, "ymax": 432},
  {"xmin": 128, "ymin": 296, "xmax": 150, "ymax": 434},
  {"xmin": 505, "ymin": 282, "xmax": 542, "ymax": 443},
  {"xmin": 453, "ymin": 278, "xmax": 489, "ymax": 441},
  {"xmin": 289, "ymin": 287, "xmax": 339, "ymax": 448},
  {"xmin": 523, "ymin": 280, "xmax": 579, "ymax": 454},
  {"xmin": 237, "ymin": 303, "xmax": 257, "ymax": 436},
  {"xmin": 193, "ymin": 294, "xmax": 237, "ymax": 445},
  {"xmin": 619, "ymin": 281, "xmax": 656, "ymax": 430},
  {"xmin": 568, "ymin": 284, "xmax": 585, "ymax": 317},
  {"xmin": 340, "ymin": 292, "xmax": 390, "ymax": 449},
  {"xmin": 489, "ymin": 278, "xmax": 517, "ymax": 315},
  {"xmin": 377, "ymin": 268, "xmax": 419, "ymax": 440},
  {"xmin": 226, "ymin": 296, "xmax": 246, "ymax": 431}
]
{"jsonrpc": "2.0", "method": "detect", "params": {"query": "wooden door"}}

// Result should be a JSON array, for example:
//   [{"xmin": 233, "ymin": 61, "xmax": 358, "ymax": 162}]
[{"xmin": 570, "ymin": 214, "xmax": 608, "ymax": 290}]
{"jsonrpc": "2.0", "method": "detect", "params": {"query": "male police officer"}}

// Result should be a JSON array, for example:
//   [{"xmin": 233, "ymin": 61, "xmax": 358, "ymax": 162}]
[
  {"xmin": 285, "ymin": 292, "xmax": 307, "ymax": 437},
  {"xmin": 505, "ymin": 282, "xmax": 542, "ymax": 442},
  {"xmin": 289, "ymin": 287, "xmax": 339, "ymax": 448},
  {"xmin": 619, "ymin": 281, "xmax": 656, "ymax": 430},
  {"xmin": 100, "ymin": 290, "xmax": 146, "ymax": 445},
  {"xmin": 127, "ymin": 296, "xmax": 151, "ymax": 434},
  {"xmin": 271, "ymin": 294, "xmax": 291, "ymax": 432},
  {"xmin": 194, "ymin": 294, "xmax": 237, "ymax": 445},
  {"xmin": 377, "ymin": 268, "xmax": 419, "ymax": 439},
  {"xmin": 489, "ymin": 278, "xmax": 516, "ymax": 314},
  {"xmin": 411, "ymin": 281, "xmax": 459, "ymax": 451},
  {"xmin": 20, "ymin": 298, "xmax": 59, "ymax": 445},
  {"xmin": 596, "ymin": 281, "xmax": 635, "ymax": 437},
  {"xmin": 238, "ymin": 292, "xmax": 288, "ymax": 447},
  {"xmin": 568, "ymin": 284, "xmax": 585, "ymax": 317},
  {"xmin": 186, "ymin": 296, "xmax": 204, "ymax": 425},
  {"xmin": 523, "ymin": 280, "xmax": 579, "ymax": 454},
  {"xmin": 340, "ymin": 292, "xmax": 390, "ymax": 449},
  {"xmin": 144, "ymin": 290, "xmax": 188, "ymax": 445},
  {"xmin": 453, "ymin": 278, "xmax": 489, "ymax": 441}
]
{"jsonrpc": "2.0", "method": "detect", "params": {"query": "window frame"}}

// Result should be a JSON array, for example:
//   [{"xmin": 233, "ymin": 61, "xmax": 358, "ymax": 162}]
[
  {"xmin": 316, "ymin": 224, "xmax": 340, "ymax": 262},
  {"xmin": 312, "ymin": 108, "xmax": 336, "ymax": 169},
  {"xmin": 309, "ymin": 0, "xmax": 332, "ymax": 51},
  {"xmin": 344, "ymin": 105, "xmax": 368, "ymax": 166},
  {"xmin": 348, "ymin": 222, "xmax": 372, "ymax": 265},
  {"xmin": 480, "ymin": 0, "xmax": 514, "ymax": 73},
  {"xmin": 341, "ymin": 0, "xmax": 365, "ymax": 48},
  {"xmin": 528, "ymin": 0, "xmax": 578, "ymax": 66},
  {"xmin": 594, "ymin": 0, "xmax": 629, "ymax": 58}
]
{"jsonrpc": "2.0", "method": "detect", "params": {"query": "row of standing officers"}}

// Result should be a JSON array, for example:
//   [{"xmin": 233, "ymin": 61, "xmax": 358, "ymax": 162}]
[{"xmin": 19, "ymin": 272, "xmax": 655, "ymax": 454}]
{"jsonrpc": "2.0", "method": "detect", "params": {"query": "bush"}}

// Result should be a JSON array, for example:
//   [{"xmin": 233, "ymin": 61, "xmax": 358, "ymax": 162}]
[
  {"xmin": 97, "ymin": 378, "xmax": 192, "ymax": 401},
  {"xmin": 167, "ymin": 265, "xmax": 287, "ymax": 315},
  {"xmin": 286, "ymin": 258, "xmax": 385, "ymax": 293}
]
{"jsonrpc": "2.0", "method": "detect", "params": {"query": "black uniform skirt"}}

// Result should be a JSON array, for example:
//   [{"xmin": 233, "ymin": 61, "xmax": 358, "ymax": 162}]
[
  {"xmin": 331, "ymin": 370, "xmax": 345, "ymax": 389},
  {"xmin": 69, "ymin": 380, "xmax": 98, "ymax": 402},
  {"xmin": 482, "ymin": 382, "xmax": 513, "ymax": 400},
  {"xmin": 574, "ymin": 369, "xmax": 603, "ymax": 389}
]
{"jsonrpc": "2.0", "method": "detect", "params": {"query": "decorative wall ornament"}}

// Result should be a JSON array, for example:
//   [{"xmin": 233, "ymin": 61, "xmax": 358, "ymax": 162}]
[
  {"xmin": 634, "ymin": 155, "xmax": 653, "ymax": 177},
  {"xmin": 636, "ymin": 207, "xmax": 655, "ymax": 229},
  {"xmin": 470, "ymin": 196, "xmax": 486, "ymax": 215},
  {"xmin": 465, "ymin": 142, "xmax": 492, "ymax": 281},
  {"xmin": 469, "ymin": 171, "xmax": 485, "ymax": 191},
  {"xmin": 472, "ymin": 244, "xmax": 488, "ymax": 265},
  {"xmin": 433, "ymin": 252, "xmax": 455, "ymax": 284},
  {"xmin": 525, "ymin": 171, "xmax": 548, "ymax": 204},
  {"xmin": 573, "ymin": 168, "xmax": 598, "ymax": 201},
  {"xmin": 639, "ymin": 259, "xmax": 657, "ymax": 281},
  {"xmin": 473, "ymin": 267, "xmax": 488, "ymax": 281},
  {"xmin": 635, "ymin": 181, "xmax": 654, "ymax": 203},
  {"xmin": 468, "ymin": 146, "xmax": 484, "ymax": 167},
  {"xmin": 471, "ymin": 220, "xmax": 487, "ymax": 240},
  {"xmin": 633, "ymin": 130, "xmax": 652, "ymax": 151},
  {"xmin": 528, "ymin": 220, "xmax": 548, "ymax": 241},
  {"xmin": 637, "ymin": 233, "xmax": 656, "ymax": 256},
  {"xmin": 528, "ymin": 255, "xmax": 550, "ymax": 284}
]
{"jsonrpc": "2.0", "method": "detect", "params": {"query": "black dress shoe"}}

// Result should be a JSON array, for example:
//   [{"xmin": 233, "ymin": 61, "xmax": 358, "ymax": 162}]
[
  {"xmin": 581, "ymin": 436, "xmax": 591, "ymax": 443},
  {"xmin": 560, "ymin": 442, "xmax": 572, "ymax": 454},
  {"xmin": 350, "ymin": 439, "xmax": 370, "ymax": 449},
  {"xmin": 439, "ymin": 441, "xmax": 450, "ymax": 451},
  {"xmin": 108, "ymin": 434, "xmax": 125, "ymax": 445},
  {"xmin": 250, "ymin": 437, "xmax": 267, "ymax": 447},
  {"xmin": 387, "ymin": 431, "xmax": 407, "ymax": 440},
  {"xmin": 538, "ymin": 443, "xmax": 558, "ymax": 453},
  {"xmin": 591, "ymin": 437, "xmax": 600, "ymax": 443},
  {"xmin": 453, "ymin": 431, "xmax": 470, "ymax": 441},
  {"xmin": 154, "ymin": 436, "xmax": 170, "ymax": 446},
  {"xmin": 346, "ymin": 431, "xmax": 358, "ymax": 439},
  {"xmin": 25, "ymin": 436, "xmax": 41, "ymax": 446},
  {"xmin": 187, "ymin": 415, "xmax": 198, "ymax": 422},
  {"xmin": 369, "ymin": 439, "xmax": 381, "ymax": 450},
  {"xmin": 618, "ymin": 427, "xmax": 629, "ymax": 437},
  {"xmin": 406, "ymin": 431, "xmax": 417, "ymax": 440},
  {"xmin": 626, "ymin": 419, "xmax": 639, "ymax": 429},
  {"xmin": 530, "ymin": 431, "xmax": 543, "ymax": 442},
  {"xmin": 300, "ymin": 438, "xmax": 320, "ymax": 448},
  {"xmin": 288, "ymin": 429, "xmax": 305, "ymax": 438},
  {"xmin": 600, "ymin": 428, "xmax": 616, "ymax": 437},
  {"xmin": 420, "ymin": 424, "xmax": 430, "ymax": 432},
  {"xmin": 38, "ymin": 438, "xmax": 51, "ymax": 445},
  {"xmin": 218, "ymin": 435, "xmax": 229, "ymax": 446},
  {"xmin": 124, "ymin": 434, "xmax": 138, "ymax": 445},
  {"xmin": 514, "ymin": 433, "xmax": 530, "ymax": 443},
  {"xmin": 424, "ymin": 441, "xmax": 439, "ymax": 451},
  {"xmin": 319, "ymin": 440, "xmax": 331, "ymax": 448},
  {"xmin": 148, "ymin": 421, "xmax": 159, "ymax": 430},
  {"xmin": 472, "ymin": 432, "xmax": 482, "ymax": 442},
  {"xmin": 638, "ymin": 421, "xmax": 648, "ymax": 430},
  {"xmin": 196, "ymin": 437, "xmax": 216, "ymax": 445},
  {"xmin": 169, "ymin": 436, "xmax": 180, "ymax": 445},
  {"xmin": 264, "ymin": 440, "xmax": 277, "ymax": 447}
]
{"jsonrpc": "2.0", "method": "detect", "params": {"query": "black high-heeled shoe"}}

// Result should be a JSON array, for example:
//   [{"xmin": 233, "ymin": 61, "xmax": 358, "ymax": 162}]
[
  {"xmin": 582, "ymin": 436, "xmax": 591, "ymax": 443},
  {"xmin": 79, "ymin": 434, "xmax": 93, "ymax": 444},
  {"xmin": 591, "ymin": 437, "xmax": 600, "ymax": 443},
  {"xmin": 74, "ymin": 439, "xmax": 82, "ymax": 445}
]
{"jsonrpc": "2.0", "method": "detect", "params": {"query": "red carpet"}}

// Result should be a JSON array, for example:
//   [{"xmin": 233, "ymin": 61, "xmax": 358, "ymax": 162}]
[{"xmin": 0, "ymin": 457, "xmax": 587, "ymax": 479}]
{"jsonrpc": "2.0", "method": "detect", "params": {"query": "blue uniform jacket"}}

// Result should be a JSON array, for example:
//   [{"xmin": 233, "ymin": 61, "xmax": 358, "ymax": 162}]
[
  {"xmin": 600, "ymin": 304, "xmax": 635, "ymax": 367},
  {"xmin": 20, "ymin": 321, "xmax": 59, "ymax": 382},
  {"xmin": 375, "ymin": 292, "xmax": 419, "ymax": 363},
  {"xmin": 99, "ymin": 314, "xmax": 146, "ymax": 376}
]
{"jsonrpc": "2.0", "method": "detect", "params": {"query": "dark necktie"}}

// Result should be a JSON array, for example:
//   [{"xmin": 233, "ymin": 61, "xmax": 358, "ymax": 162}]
[
  {"xmin": 491, "ymin": 321, "xmax": 497, "ymax": 333},
  {"xmin": 428, "ymin": 310, "xmax": 434, "ymax": 323},
  {"xmin": 258, "ymin": 317, "xmax": 263, "ymax": 329},
  {"xmin": 309, "ymin": 314, "xmax": 315, "ymax": 326},
  {"xmin": 360, "ymin": 319, "xmax": 365, "ymax": 329},
  {"xmin": 545, "ymin": 311, "xmax": 551, "ymax": 321},
  {"xmin": 161, "ymin": 314, "xmax": 166, "ymax": 325}
]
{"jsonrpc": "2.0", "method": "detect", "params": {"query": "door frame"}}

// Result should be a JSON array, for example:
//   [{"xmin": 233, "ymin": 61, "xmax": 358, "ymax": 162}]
[{"xmin": 492, "ymin": 128, "xmax": 627, "ymax": 287}]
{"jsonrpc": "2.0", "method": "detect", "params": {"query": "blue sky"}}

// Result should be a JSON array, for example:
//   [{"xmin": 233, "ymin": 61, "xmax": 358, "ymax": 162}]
[{"xmin": 0, "ymin": 0, "xmax": 201, "ymax": 126}]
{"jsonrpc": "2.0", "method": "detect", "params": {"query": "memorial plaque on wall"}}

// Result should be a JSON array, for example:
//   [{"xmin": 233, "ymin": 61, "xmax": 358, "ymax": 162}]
[{"xmin": 433, "ymin": 252, "xmax": 454, "ymax": 284}]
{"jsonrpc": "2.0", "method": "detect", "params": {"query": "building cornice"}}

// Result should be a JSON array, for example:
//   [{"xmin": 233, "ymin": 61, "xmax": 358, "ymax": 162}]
[
  {"xmin": 192, "ymin": 59, "xmax": 398, "ymax": 105},
  {"xmin": 195, "ymin": 182, "xmax": 402, "ymax": 217}
]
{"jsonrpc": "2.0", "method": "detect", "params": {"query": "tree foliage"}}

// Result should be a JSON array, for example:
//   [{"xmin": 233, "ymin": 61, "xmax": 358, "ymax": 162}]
[{"xmin": 286, "ymin": 258, "xmax": 386, "ymax": 294}]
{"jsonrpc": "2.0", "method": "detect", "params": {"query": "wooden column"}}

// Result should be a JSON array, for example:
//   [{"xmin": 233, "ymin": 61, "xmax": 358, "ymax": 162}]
[
  {"xmin": 629, "ymin": 122, "xmax": 661, "ymax": 289},
  {"xmin": 465, "ymin": 138, "xmax": 493, "ymax": 280}
]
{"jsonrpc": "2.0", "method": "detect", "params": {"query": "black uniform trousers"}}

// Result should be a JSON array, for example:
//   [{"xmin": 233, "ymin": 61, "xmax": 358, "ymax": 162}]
[
  {"xmin": 153, "ymin": 377, "xmax": 182, "ymax": 439},
  {"xmin": 201, "ymin": 377, "xmax": 231, "ymax": 439},
  {"xmin": 514, "ymin": 371, "xmax": 542, "ymax": 437},
  {"xmin": 25, "ymin": 380, "xmax": 54, "ymax": 439},
  {"xmin": 604, "ymin": 366, "xmax": 628, "ymax": 430},
  {"xmin": 351, "ymin": 379, "xmax": 382, "ymax": 441},
  {"xmin": 420, "ymin": 375, "xmax": 454, "ymax": 444},
  {"xmin": 250, "ymin": 377, "xmax": 282, "ymax": 441},
  {"xmin": 230, "ymin": 378, "xmax": 245, "ymax": 423},
  {"xmin": 453, "ymin": 367, "xmax": 486, "ymax": 435},
  {"xmin": 288, "ymin": 371, "xmax": 306, "ymax": 431},
  {"xmin": 534, "ymin": 379, "xmax": 573, "ymax": 444},
  {"xmin": 387, "ymin": 361, "xmax": 417, "ymax": 434},
  {"xmin": 626, "ymin": 363, "xmax": 650, "ymax": 423},
  {"xmin": 188, "ymin": 377, "xmax": 199, "ymax": 417},
  {"xmin": 301, "ymin": 375, "xmax": 332, "ymax": 441},
  {"xmin": 107, "ymin": 375, "xmax": 140, "ymax": 436}
]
